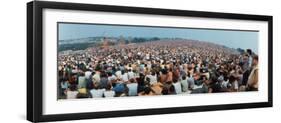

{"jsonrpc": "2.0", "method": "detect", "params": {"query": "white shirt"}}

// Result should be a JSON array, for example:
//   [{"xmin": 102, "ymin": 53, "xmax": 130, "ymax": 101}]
[
  {"xmin": 90, "ymin": 89, "xmax": 106, "ymax": 98},
  {"xmin": 85, "ymin": 71, "xmax": 92, "ymax": 79},
  {"xmin": 128, "ymin": 71, "xmax": 135, "ymax": 80},
  {"xmin": 121, "ymin": 73, "xmax": 129, "ymax": 82},
  {"xmin": 180, "ymin": 79, "xmax": 189, "ymax": 92},
  {"xmin": 233, "ymin": 80, "xmax": 239, "ymax": 90},
  {"xmin": 108, "ymin": 75, "xmax": 117, "ymax": 82},
  {"xmin": 146, "ymin": 53, "xmax": 150, "ymax": 60},
  {"xmin": 66, "ymin": 91, "xmax": 79, "ymax": 99},
  {"xmin": 104, "ymin": 91, "xmax": 115, "ymax": 98},
  {"xmin": 146, "ymin": 75, "xmax": 157, "ymax": 85},
  {"xmin": 61, "ymin": 82, "xmax": 68, "ymax": 89},
  {"xmin": 92, "ymin": 73, "xmax": 100, "ymax": 83},
  {"xmin": 115, "ymin": 71, "xmax": 122, "ymax": 79},
  {"xmin": 222, "ymin": 80, "xmax": 229, "ymax": 88},
  {"xmin": 78, "ymin": 76, "xmax": 86, "ymax": 88},
  {"xmin": 127, "ymin": 83, "xmax": 138, "ymax": 96},
  {"xmin": 173, "ymin": 82, "xmax": 182, "ymax": 94},
  {"xmin": 193, "ymin": 84, "xmax": 203, "ymax": 89},
  {"xmin": 187, "ymin": 77, "xmax": 195, "ymax": 89}
]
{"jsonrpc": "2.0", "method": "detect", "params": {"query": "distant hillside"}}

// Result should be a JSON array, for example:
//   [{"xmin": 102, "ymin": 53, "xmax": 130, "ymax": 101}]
[
  {"xmin": 59, "ymin": 37, "xmax": 161, "ymax": 51},
  {"xmin": 59, "ymin": 37, "xmax": 104, "ymax": 45},
  {"xmin": 58, "ymin": 36, "xmax": 240, "ymax": 54}
]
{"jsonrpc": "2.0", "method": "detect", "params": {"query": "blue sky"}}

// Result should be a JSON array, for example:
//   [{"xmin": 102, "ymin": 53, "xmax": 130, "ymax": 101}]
[{"xmin": 58, "ymin": 23, "xmax": 258, "ymax": 53}]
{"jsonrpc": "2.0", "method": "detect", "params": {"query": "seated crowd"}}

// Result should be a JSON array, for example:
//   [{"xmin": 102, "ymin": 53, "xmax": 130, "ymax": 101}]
[{"xmin": 58, "ymin": 40, "xmax": 259, "ymax": 99}]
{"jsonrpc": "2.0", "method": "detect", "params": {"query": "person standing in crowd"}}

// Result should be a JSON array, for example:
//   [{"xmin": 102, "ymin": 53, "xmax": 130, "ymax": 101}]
[
  {"xmin": 247, "ymin": 55, "xmax": 259, "ymax": 91},
  {"xmin": 241, "ymin": 54, "xmax": 251, "ymax": 86},
  {"xmin": 247, "ymin": 49, "xmax": 253, "ymax": 68}
]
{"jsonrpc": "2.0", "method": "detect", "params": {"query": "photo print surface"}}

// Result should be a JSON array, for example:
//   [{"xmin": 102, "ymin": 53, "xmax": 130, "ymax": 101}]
[{"xmin": 57, "ymin": 22, "xmax": 259, "ymax": 100}]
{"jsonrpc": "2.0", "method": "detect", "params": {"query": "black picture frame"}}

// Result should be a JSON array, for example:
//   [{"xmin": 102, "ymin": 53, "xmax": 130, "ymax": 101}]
[{"xmin": 27, "ymin": 1, "xmax": 273, "ymax": 122}]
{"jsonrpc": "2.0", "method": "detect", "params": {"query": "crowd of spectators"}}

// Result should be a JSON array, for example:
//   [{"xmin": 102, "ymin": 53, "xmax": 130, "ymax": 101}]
[{"xmin": 58, "ymin": 40, "xmax": 259, "ymax": 99}]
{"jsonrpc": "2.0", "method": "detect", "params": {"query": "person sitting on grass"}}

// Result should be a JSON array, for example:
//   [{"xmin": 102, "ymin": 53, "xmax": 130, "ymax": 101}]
[
  {"xmin": 180, "ymin": 76, "xmax": 189, "ymax": 92},
  {"xmin": 138, "ymin": 86, "xmax": 155, "ymax": 96},
  {"xmin": 150, "ymin": 82, "xmax": 163, "ymax": 95},
  {"xmin": 127, "ymin": 78, "xmax": 138, "ymax": 96},
  {"xmin": 60, "ymin": 78, "xmax": 69, "ymax": 97},
  {"xmin": 172, "ymin": 79, "xmax": 182, "ymax": 94},
  {"xmin": 90, "ymin": 82, "xmax": 105, "ymax": 98},
  {"xmin": 66, "ymin": 84, "xmax": 79, "ymax": 99},
  {"xmin": 104, "ymin": 83, "xmax": 115, "ymax": 98}
]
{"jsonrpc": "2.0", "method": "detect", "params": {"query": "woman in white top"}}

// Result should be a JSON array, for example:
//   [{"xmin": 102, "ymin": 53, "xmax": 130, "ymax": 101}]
[
  {"xmin": 66, "ymin": 85, "xmax": 79, "ymax": 99},
  {"xmin": 145, "ymin": 71, "xmax": 158, "ymax": 85},
  {"xmin": 180, "ymin": 76, "xmax": 189, "ymax": 92},
  {"xmin": 108, "ymin": 72, "xmax": 117, "ymax": 83},
  {"xmin": 103, "ymin": 83, "xmax": 115, "ymax": 98},
  {"xmin": 127, "ymin": 69, "xmax": 135, "ymax": 80},
  {"xmin": 172, "ymin": 81, "xmax": 182, "ymax": 94},
  {"xmin": 92, "ymin": 71, "xmax": 101, "ymax": 83},
  {"xmin": 84, "ymin": 71, "xmax": 92, "ymax": 79},
  {"xmin": 127, "ymin": 79, "xmax": 138, "ymax": 96},
  {"xmin": 115, "ymin": 70, "xmax": 122, "ymax": 79},
  {"xmin": 90, "ymin": 82, "xmax": 105, "ymax": 98},
  {"xmin": 121, "ymin": 70, "xmax": 129, "ymax": 83},
  {"xmin": 229, "ymin": 75, "xmax": 239, "ymax": 92},
  {"xmin": 90, "ymin": 89, "xmax": 106, "ymax": 98}
]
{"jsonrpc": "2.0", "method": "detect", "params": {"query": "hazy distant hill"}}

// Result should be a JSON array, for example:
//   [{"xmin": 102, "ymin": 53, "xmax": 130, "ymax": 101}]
[
  {"xmin": 59, "ymin": 36, "xmax": 161, "ymax": 51},
  {"xmin": 59, "ymin": 37, "xmax": 105, "ymax": 45},
  {"xmin": 58, "ymin": 36, "xmax": 240, "ymax": 54}
]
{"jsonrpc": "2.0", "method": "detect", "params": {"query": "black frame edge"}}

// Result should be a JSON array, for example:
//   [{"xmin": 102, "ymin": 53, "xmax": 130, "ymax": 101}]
[
  {"xmin": 27, "ymin": 1, "xmax": 44, "ymax": 122},
  {"xmin": 27, "ymin": 1, "xmax": 34, "ymax": 122},
  {"xmin": 268, "ymin": 16, "xmax": 273, "ymax": 107},
  {"xmin": 40, "ymin": 102, "xmax": 271, "ymax": 122},
  {"xmin": 28, "ymin": 1, "xmax": 273, "ymax": 122},
  {"xmin": 34, "ymin": 0, "xmax": 44, "ymax": 122},
  {"xmin": 35, "ymin": 1, "xmax": 271, "ymax": 21}
]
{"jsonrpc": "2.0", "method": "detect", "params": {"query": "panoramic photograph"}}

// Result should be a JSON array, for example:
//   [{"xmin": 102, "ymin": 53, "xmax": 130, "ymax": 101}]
[{"xmin": 57, "ymin": 23, "xmax": 259, "ymax": 99}]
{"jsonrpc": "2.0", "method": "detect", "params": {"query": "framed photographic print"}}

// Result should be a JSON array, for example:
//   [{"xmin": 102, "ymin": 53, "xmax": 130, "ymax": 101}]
[{"xmin": 27, "ymin": 1, "xmax": 273, "ymax": 122}]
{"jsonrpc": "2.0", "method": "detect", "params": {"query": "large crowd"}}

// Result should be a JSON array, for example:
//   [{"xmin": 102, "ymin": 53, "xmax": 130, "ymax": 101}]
[{"xmin": 58, "ymin": 40, "xmax": 259, "ymax": 99}]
